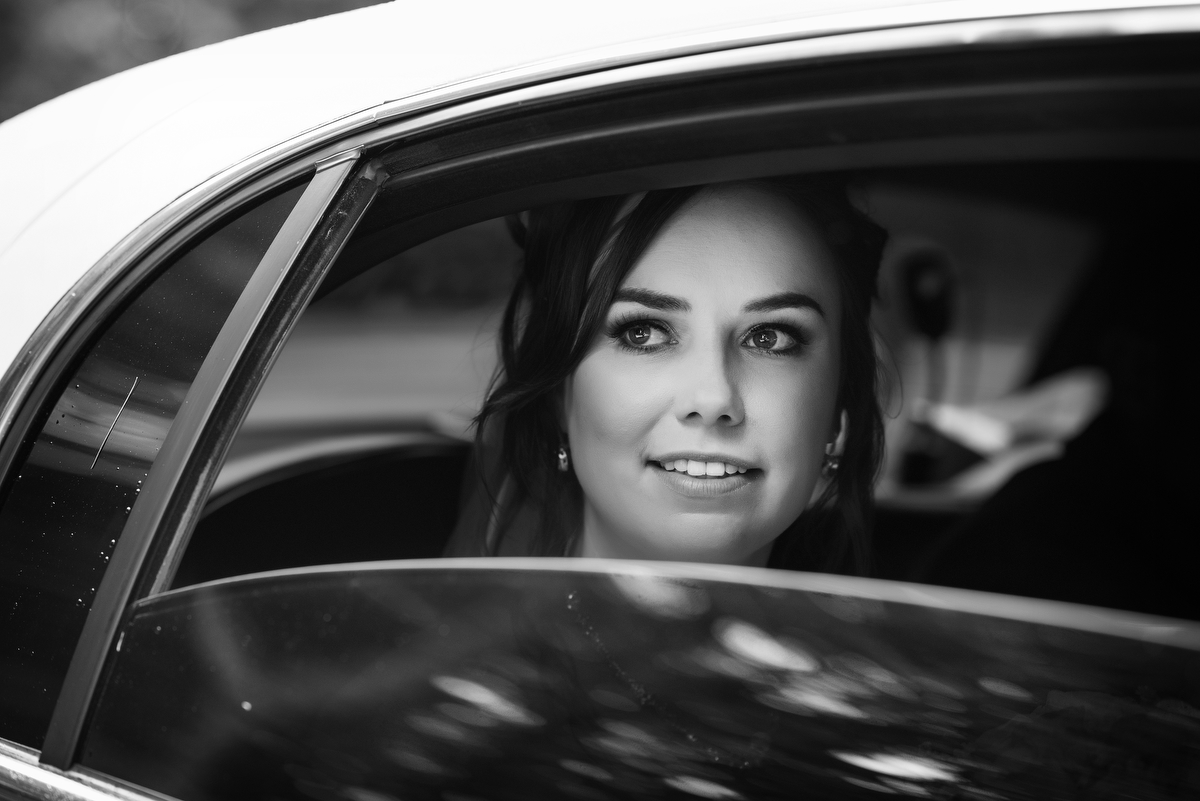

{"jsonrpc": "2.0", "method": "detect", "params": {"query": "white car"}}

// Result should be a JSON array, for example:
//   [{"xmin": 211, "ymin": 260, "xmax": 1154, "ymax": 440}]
[{"xmin": 1, "ymin": 2, "xmax": 1198, "ymax": 799}]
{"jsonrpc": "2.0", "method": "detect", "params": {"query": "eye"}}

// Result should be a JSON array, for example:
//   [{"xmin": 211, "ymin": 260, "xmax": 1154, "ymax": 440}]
[
  {"xmin": 622, "ymin": 322, "xmax": 669, "ymax": 348},
  {"xmin": 612, "ymin": 320, "xmax": 673, "ymax": 351},
  {"xmin": 742, "ymin": 325, "xmax": 800, "ymax": 353}
]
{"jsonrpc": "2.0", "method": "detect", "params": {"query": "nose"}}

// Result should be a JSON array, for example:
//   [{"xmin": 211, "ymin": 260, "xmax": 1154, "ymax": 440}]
[{"xmin": 674, "ymin": 340, "xmax": 745, "ymax": 427}]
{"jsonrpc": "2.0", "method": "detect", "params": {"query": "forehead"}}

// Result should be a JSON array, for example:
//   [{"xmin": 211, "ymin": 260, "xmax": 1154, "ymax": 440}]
[{"xmin": 623, "ymin": 184, "xmax": 840, "ymax": 304}]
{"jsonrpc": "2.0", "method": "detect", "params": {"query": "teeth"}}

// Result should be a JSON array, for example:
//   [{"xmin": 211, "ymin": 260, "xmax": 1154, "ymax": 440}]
[{"xmin": 659, "ymin": 460, "xmax": 748, "ymax": 476}]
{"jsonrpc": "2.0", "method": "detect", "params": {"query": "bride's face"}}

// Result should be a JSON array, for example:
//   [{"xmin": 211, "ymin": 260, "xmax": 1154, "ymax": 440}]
[{"xmin": 563, "ymin": 184, "xmax": 844, "ymax": 565}]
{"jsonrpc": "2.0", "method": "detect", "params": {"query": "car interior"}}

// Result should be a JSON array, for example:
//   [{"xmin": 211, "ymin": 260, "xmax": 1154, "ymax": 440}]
[
  {"xmin": 169, "ymin": 37, "xmax": 1196, "ymax": 621},
  {"xmin": 175, "ymin": 161, "xmax": 1195, "ymax": 622}
]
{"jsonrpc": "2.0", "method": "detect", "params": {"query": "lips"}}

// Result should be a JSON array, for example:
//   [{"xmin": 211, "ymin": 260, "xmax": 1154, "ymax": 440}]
[{"xmin": 648, "ymin": 454, "xmax": 758, "ymax": 498}]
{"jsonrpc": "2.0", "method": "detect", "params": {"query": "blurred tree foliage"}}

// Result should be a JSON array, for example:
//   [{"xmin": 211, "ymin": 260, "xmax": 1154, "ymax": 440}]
[{"xmin": 0, "ymin": 0, "xmax": 388, "ymax": 123}]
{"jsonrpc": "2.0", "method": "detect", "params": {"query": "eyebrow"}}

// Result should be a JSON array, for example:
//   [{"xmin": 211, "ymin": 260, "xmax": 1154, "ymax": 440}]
[
  {"xmin": 743, "ymin": 292, "xmax": 825, "ymax": 317},
  {"xmin": 614, "ymin": 288, "xmax": 825, "ymax": 318},
  {"xmin": 612, "ymin": 287, "xmax": 690, "ymax": 311}
]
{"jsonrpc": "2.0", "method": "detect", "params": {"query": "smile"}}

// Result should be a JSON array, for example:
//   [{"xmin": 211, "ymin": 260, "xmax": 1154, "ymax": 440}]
[
  {"xmin": 657, "ymin": 459, "xmax": 747, "ymax": 477},
  {"xmin": 648, "ymin": 455, "xmax": 758, "ymax": 498}
]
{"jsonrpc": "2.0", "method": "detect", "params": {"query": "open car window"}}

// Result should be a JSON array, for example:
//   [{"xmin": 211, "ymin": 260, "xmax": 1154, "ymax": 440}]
[
  {"xmin": 191, "ymin": 161, "xmax": 1194, "ymax": 619},
  {"xmin": 153, "ymin": 26, "xmax": 1197, "ymax": 626},
  {"xmin": 175, "ymin": 29, "xmax": 1200, "ymax": 620}
]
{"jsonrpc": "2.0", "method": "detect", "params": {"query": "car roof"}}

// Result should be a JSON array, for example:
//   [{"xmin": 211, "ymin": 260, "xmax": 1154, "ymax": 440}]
[{"xmin": 0, "ymin": 0, "xmax": 1194, "ymax": 380}]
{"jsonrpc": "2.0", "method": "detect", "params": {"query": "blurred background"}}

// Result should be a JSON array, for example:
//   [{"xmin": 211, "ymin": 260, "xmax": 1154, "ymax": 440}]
[{"xmin": 0, "ymin": 0, "xmax": 388, "ymax": 124}]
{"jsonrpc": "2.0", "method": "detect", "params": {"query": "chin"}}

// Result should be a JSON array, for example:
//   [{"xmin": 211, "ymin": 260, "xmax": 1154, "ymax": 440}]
[{"xmin": 639, "ymin": 519, "xmax": 773, "ymax": 565}]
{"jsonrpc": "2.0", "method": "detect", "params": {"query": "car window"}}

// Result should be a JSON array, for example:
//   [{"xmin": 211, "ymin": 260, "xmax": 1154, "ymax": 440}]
[
  {"xmin": 82, "ymin": 564, "xmax": 1200, "ymax": 801},
  {"xmin": 186, "ymin": 162, "xmax": 1196, "ymax": 619},
  {"xmin": 162, "ymin": 28, "xmax": 1200, "ymax": 616},
  {"xmin": 0, "ymin": 181, "xmax": 306, "ymax": 748},
  {"xmin": 64, "ymin": 27, "xmax": 1200, "ymax": 801}
]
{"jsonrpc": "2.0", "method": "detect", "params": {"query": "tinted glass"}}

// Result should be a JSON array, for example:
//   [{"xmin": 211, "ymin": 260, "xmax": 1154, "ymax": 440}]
[
  {"xmin": 178, "ymin": 443, "xmax": 469, "ymax": 586},
  {"xmin": 0, "ymin": 182, "xmax": 305, "ymax": 747},
  {"xmin": 85, "ymin": 566, "xmax": 1200, "ymax": 800}
]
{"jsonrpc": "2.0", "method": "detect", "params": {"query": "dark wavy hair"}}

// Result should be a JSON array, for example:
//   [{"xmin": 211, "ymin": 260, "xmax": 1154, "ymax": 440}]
[{"xmin": 446, "ymin": 176, "xmax": 887, "ymax": 575}]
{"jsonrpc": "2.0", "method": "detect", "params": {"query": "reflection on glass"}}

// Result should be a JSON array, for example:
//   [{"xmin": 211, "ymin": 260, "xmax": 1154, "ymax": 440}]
[
  {"xmin": 85, "ymin": 567, "xmax": 1200, "ymax": 800},
  {"xmin": 0, "ymin": 182, "xmax": 305, "ymax": 747}
]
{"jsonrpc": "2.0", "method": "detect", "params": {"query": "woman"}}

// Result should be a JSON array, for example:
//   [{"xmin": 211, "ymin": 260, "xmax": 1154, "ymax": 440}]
[{"xmin": 447, "ymin": 177, "xmax": 886, "ymax": 574}]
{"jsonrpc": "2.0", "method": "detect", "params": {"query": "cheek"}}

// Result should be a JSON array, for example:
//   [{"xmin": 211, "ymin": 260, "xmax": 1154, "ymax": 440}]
[
  {"xmin": 748, "ymin": 351, "xmax": 840, "ymax": 480},
  {"xmin": 565, "ymin": 353, "xmax": 667, "ymax": 457}
]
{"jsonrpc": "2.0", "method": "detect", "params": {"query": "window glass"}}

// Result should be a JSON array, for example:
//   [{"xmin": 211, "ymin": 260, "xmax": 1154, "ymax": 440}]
[
  {"xmin": 0, "ymin": 181, "xmax": 306, "ymax": 748},
  {"xmin": 83, "ymin": 567, "xmax": 1200, "ymax": 800}
]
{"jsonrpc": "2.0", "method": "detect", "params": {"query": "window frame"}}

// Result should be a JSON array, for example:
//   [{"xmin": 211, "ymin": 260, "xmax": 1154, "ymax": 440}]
[{"xmin": 336, "ymin": 32, "xmax": 1200, "ymax": 292}]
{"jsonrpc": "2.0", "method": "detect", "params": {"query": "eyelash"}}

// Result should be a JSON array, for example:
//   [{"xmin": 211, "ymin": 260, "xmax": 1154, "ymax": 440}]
[{"xmin": 605, "ymin": 316, "xmax": 809, "ymax": 356}]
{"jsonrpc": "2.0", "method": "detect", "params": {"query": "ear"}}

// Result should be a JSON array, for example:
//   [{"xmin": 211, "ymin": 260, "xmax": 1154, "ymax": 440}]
[
  {"xmin": 826, "ymin": 409, "xmax": 849, "ymax": 458},
  {"xmin": 809, "ymin": 410, "xmax": 849, "ymax": 508}
]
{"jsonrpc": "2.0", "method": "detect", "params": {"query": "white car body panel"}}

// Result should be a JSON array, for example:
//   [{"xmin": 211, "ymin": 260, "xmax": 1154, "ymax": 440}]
[{"xmin": 0, "ymin": 0, "xmax": 1196, "ymax": 386}]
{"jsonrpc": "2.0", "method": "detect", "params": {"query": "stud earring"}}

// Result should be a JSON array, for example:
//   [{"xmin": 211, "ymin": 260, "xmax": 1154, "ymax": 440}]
[
  {"xmin": 822, "ymin": 442, "xmax": 840, "ymax": 478},
  {"xmin": 556, "ymin": 446, "xmax": 570, "ymax": 472}
]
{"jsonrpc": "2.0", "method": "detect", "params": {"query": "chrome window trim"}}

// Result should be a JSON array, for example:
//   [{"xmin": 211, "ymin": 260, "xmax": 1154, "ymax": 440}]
[
  {"xmin": 2, "ymin": 4, "xmax": 1199, "ymax": 459},
  {"xmin": 1, "ymin": 738, "xmax": 176, "ymax": 801},
  {"xmin": 367, "ymin": 3, "xmax": 1200, "ymax": 127}
]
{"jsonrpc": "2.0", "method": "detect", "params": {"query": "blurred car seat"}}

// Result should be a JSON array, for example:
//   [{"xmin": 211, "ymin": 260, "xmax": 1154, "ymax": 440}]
[
  {"xmin": 175, "ymin": 442, "xmax": 470, "ymax": 587},
  {"xmin": 916, "ymin": 166, "xmax": 1198, "ymax": 621}
]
